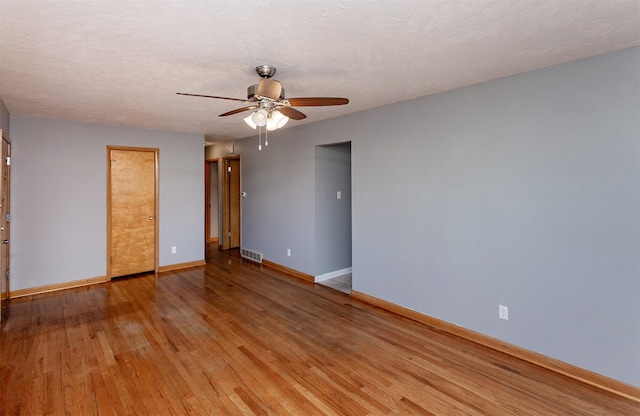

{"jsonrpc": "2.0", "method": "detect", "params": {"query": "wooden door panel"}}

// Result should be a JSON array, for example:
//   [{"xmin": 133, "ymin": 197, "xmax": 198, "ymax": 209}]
[
  {"xmin": 109, "ymin": 149, "xmax": 156, "ymax": 277},
  {"xmin": 221, "ymin": 157, "xmax": 241, "ymax": 250},
  {"xmin": 229, "ymin": 159, "xmax": 240, "ymax": 248}
]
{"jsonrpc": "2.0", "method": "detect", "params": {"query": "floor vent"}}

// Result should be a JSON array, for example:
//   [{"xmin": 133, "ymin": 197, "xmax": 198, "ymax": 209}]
[{"xmin": 241, "ymin": 248, "xmax": 263, "ymax": 263}]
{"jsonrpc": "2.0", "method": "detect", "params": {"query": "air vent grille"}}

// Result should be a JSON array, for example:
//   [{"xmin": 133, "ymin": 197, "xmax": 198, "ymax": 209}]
[{"xmin": 241, "ymin": 248, "xmax": 263, "ymax": 263}]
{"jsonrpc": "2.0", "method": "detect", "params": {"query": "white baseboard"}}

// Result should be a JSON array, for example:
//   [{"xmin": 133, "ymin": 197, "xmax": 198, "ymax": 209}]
[{"xmin": 315, "ymin": 267, "xmax": 352, "ymax": 282}]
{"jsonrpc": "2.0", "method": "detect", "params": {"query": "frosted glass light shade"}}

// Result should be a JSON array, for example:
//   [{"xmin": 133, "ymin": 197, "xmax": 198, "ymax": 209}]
[
  {"xmin": 266, "ymin": 111, "xmax": 289, "ymax": 131},
  {"xmin": 252, "ymin": 109, "xmax": 268, "ymax": 126},
  {"xmin": 243, "ymin": 114, "xmax": 257, "ymax": 129}
]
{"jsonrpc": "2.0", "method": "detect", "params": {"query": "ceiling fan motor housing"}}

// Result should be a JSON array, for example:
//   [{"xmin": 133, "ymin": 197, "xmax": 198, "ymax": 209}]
[{"xmin": 247, "ymin": 84, "xmax": 285, "ymax": 100}]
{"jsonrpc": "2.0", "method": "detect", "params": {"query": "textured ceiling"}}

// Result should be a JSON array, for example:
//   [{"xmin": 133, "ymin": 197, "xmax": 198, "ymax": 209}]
[{"xmin": 1, "ymin": 0, "xmax": 639, "ymax": 143}]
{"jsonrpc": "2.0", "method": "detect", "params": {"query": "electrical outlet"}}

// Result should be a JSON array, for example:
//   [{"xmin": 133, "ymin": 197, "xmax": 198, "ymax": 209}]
[
  {"xmin": 287, "ymin": 249, "xmax": 291, "ymax": 257},
  {"xmin": 499, "ymin": 305, "xmax": 509, "ymax": 320},
  {"xmin": 171, "ymin": 246, "xmax": 177, "ymax": 254}
]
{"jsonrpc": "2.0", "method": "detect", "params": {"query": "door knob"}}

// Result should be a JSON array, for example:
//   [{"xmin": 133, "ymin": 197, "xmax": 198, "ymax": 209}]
[
  {"xmin": 148, "ymin": 216, "xmax": 154, "ymax": 220},
  {"xmin": 2, "ymin": 240, "xmax": 8, "ymax": 244}
]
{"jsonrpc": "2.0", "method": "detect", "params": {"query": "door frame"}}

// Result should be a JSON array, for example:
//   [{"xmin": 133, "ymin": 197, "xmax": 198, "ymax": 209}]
[
  {"xmin": 221, "ymin": 155, "xmax": 241, "ymax": 250},
  {"xmin": 106, "ymin": 145, "xmax": 159, "ymax": 280},
  {"xmin": 0, "ymin": 131, "xmax": 10, "ymax": 322},
  {"xmin": 204, "ymin": 158, "xmax": 219, "ymax": 244}
]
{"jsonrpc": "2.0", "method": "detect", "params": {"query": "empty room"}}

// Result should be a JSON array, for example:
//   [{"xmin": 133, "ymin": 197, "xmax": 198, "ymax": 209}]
[{"xmin": 0, "ymin": 1, "xmax": 639, "ymax": 414}]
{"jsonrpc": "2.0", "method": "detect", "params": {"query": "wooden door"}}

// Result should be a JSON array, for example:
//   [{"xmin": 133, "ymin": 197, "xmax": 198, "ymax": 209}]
[
  {"xmin": 0, "ymin": 133, "xmax": 9, "ymax": 321},
  {"xmin": 204, "ymin": 159, "xmax": 219, "ymax": 244},
  {"xmin": 107, "ymin": 147, "xmax": 158, "ymax": 279},
  {"xmin": 222, "ymin": 157, "xmax": 240, "ymax": 249}
]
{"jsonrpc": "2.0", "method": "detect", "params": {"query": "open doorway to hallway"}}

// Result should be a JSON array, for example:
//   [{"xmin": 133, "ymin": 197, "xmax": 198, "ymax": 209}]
[
  {"xmin": 314, "ymin": 142, "xmax": 352, "ymax": 294},
  {"xmin": 206, "ymin": 157, "xmax": 241, "ymax": 250}
]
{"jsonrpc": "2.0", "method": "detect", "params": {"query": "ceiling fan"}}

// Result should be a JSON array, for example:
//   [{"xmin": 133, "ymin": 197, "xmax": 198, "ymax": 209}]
[{"xmin": 177, "ymin": 65, "xmax": 349, "ymax": 130}]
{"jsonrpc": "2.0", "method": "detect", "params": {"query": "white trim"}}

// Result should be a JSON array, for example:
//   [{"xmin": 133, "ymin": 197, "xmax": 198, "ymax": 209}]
[{"xmin": 315, "ymin": 267, "xmax": 352, "ymax": 282}]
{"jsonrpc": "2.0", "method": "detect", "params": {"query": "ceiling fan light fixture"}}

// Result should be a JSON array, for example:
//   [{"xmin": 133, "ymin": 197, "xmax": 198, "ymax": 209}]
[
  {"xmin": 178, "ymin": 65, "xmax": 348, "ymax": 133},
  {"xmin": 251, "ymin": 108, "xmax": 268, "ymax": 127},
  {"xmin": 243, "ymin": 114, "xmax": 257, "ymax": 129}
]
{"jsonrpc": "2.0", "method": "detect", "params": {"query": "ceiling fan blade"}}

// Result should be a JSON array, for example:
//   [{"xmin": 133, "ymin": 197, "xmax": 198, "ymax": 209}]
[
  {"xmin": 177, "ymin": 92, "xmax": 247, "ymax": 102},
  {"xmin": 287, "ymin": 97, "xmax": 349, "ymax": 107},
  {"xmin": 279, "ymin": 106, "xmax": 307, "ymax": 120},
  {"xmin": 257, "ymin": 79, "xmax": 282, "ymax": 100},
  {"xmin": 219, "ymin": 106, "xmax": 258, "ymax": 117}
]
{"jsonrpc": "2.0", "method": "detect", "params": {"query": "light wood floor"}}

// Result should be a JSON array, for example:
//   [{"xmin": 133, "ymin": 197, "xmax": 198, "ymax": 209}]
[
  {"xmin": 318, "ymin": 273, "xmax": 352, "ymax": 294},
  {"xmin": 1, "ymin": 245, "xmax": 638, "ymax": 415}
]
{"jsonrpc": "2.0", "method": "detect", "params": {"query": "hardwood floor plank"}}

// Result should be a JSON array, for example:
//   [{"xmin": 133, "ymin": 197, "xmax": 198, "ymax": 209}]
[
  {"xmin": 1, "ymin": 244, "xmax": 638, "ymax": 415},
  {"xmin": 292, "ymin": 383, "xmax": 341, "ymax": 416}
]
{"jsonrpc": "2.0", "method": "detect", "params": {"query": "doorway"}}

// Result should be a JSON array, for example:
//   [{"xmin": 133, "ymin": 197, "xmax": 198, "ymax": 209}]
[
  {"xmin": 204, "ymin": 159, "xmax": 220, "ymax": 244},
  {"xmin": 107, "ymin": 146, "xmax": 159, "ymax": 279},
  {"xmin": 221, "ymin": 156, "xmax": 240, "ymax": 250},
  {"xmin": 314, "ymin": 142, "xmax": 352, "ymax": 294},
  {"xmin": 0, "ymin": 132, "xmax": 10, "ymax": 321}
]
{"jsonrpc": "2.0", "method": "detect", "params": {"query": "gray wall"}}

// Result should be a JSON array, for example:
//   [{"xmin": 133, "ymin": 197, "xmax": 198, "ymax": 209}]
[
  {"xmin": 315, "ymin": 143, "xmax": 351, "ymax": 277},
  {"xmin": 208, "ymin": 125, "xmax": 352, "ymax": 275},
  {"xmin": 351, "ymin": 47, "xmax": 639, "ymax": 387},
  {"xmin": 11, "ymin": 116, "xmax": 204, "ymax": 291},
  {"xmin": 0, "ymin": 98, "xmax": 9, "ymax": 136},
  {"xmin": 214, "ymin": 47, "xmax": 639, "ymax": 386}
]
